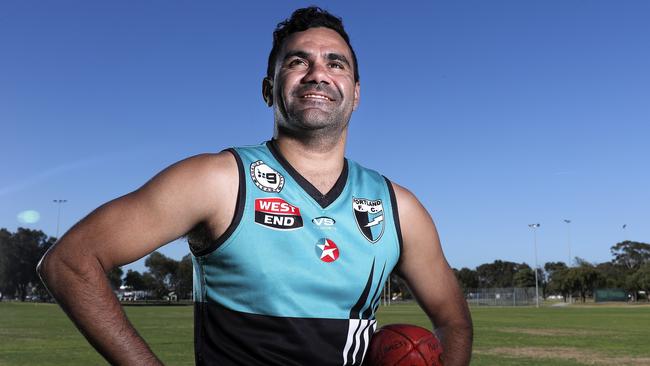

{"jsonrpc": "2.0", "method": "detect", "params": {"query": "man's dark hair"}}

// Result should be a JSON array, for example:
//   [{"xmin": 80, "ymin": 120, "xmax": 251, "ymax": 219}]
[{"xmin": 267, "ymin": 7, "xmax": 359, "ymax": 82}]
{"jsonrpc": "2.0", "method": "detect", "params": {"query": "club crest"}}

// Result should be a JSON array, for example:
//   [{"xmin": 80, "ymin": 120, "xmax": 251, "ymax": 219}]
[
  {"xmin": 250, "ymin": 160, "xmax": 285, "ymax": 193},
  {"xmin": 352, "ymin": 198, "xmax": 384, "ymax": 243}
]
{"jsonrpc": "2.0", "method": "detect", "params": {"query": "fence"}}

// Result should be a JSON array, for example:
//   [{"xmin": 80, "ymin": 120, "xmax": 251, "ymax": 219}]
[
  {"xmin": 594, "ymin": 288, "xmax": 627, "ymax": 302},
  {"xmin": 465, "ymin": 287, "xmax": 538, "ymax": 306}
]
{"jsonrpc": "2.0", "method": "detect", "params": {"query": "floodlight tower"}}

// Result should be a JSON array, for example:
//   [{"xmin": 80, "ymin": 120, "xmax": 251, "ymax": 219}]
[
  {"xmin": 53, "ymin": 199, "xmax": 68, "ymax": 238},
  {"xmin": 528, "ymin": 223, "xmax": 541, "ymax": 308},
  {"xmin": 563, "ymin": 219, "xmax": 572, "ymax": 303},
  {"xmin": 563, "ymin": 219, "xmax": 572, "ymax": 266}
]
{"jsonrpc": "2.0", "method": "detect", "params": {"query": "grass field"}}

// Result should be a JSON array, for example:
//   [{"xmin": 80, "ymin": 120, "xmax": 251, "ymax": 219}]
[{"xmin": 1, "ymin": 301, "xmax": 649, "ymax": 365}]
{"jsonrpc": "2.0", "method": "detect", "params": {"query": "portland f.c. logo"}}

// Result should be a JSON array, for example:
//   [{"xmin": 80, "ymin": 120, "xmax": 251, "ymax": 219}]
[{"xmin": 352, "ymin": 198, "xmax": 384, "ymax": 243}]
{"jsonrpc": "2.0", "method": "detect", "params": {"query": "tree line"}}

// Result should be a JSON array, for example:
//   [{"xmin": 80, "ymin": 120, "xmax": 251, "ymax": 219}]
[
  {"xmin": 452, "ymin": 241, "xmax": 650, "ymax": 302},
  {"xmin": 0, "ymin": 228, "xmax": 193, "ymax": 301},
  {"xmin": 1, "ymin": 227, "xmax": 649, "ymax": 302}
]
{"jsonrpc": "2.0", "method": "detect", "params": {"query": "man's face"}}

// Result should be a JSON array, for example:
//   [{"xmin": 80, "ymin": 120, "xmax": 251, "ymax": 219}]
[{"xmin": 266, "ymin": 27, "xmax": 360, "ymax": 134}]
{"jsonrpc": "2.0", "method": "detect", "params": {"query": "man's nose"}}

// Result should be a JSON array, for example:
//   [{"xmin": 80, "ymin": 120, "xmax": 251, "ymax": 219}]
[{"xmin": 302, "ymin": 61, "xmax": 330, "ymax": 84}]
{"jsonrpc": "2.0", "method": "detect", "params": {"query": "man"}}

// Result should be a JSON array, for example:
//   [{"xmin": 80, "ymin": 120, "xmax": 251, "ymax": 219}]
[{"xmin": 38, "ymin": 7, "xmax": 472, "ymax": 366}]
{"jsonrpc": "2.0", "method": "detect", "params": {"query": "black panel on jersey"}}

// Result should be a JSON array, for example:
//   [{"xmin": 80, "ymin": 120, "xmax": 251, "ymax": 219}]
[
  {"xmin": 363, "ymin": 261, "xmax": 386, "ymax": 320},
  {"xmin": 383, "ymin": 176, "xmax": 404, "ymax": 257},
  {"xmin": 266, "ymin": 139, "xmax": 348, "ymax": 209},
  {"xmin": 190, "ymin": 149, "xmax": 246, "ymax": 257},
  {"xmin": 194, "ymin": 302, "xmax": 357, "ymax": 366}
]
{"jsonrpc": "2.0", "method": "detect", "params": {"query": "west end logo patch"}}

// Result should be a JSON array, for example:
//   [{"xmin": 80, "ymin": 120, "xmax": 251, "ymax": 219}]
[
  {"xmin": 250, "ymin": 160, "xmax": 285, "ymax": 193},
  {"xmin": 315, "ymin": 238, "xmax": 339, "ymax": 263},
  {"xmin": 254, "ymin": 198, "xmax": 303, "ymax": 230},
  {"xmin": 352, "ymin": 198, "xmax": 385, "ymax": 243}
]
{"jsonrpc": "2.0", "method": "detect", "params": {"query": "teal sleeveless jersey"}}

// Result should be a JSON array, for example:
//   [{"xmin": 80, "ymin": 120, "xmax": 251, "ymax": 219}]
[{"xmin": 191, "ymin": 141, "xmax": 402, "ymax": 366}]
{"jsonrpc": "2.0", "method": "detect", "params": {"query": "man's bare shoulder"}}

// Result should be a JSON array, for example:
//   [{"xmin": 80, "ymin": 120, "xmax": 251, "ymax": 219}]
[
  {"xmin": 387, "ymin": 180, "xmax": 423, "ymax": 219},
  {"xmin": 140, "ymin": 150, "xmax": 239, "ymax": 200},
  {"xmin": 163, "ymin": 150, "xmax": 238, "ymax": 184},
  {"xmin": 156, "ymin": 151, "xmax": 240, "ymax": 244}
]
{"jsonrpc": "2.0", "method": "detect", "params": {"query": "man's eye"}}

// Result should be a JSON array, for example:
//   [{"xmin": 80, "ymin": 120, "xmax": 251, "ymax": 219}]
[
  {"xmin": 329, "ymin": 62, "xmax": 344, "ymax": 69},
  {"xmin": 289, "ymin": 59, "xmax": 307, "ymax": 67}
]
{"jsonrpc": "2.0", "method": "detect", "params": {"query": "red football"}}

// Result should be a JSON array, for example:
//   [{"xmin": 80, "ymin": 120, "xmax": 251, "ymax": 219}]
[{"xmin": 364, "ymin": 324, "xmax": 443, "ymax": 366}]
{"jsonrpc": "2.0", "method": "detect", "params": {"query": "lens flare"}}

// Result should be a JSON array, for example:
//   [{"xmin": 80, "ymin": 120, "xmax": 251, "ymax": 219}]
[{"xmin": 17, "ymin": 210, "xmax": 41, "ymax": 224}]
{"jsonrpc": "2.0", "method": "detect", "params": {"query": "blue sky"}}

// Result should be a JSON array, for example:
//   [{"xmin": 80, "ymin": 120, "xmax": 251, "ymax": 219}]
[{"xmin": 2, "ymin": 1, "xmax": 649, "ymax": 274}]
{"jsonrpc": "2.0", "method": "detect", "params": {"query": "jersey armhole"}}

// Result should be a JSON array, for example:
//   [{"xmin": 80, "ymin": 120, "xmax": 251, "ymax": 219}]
[
  {"xmin": 191, "ymin": 148, "xmax": 246, "ymax": 257},
  {"xmin": 383, "ymin": 176, "xmax": 403, "ymax": 260}
]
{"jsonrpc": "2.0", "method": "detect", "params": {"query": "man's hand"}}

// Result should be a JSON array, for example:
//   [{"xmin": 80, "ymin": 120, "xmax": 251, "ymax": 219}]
[
  {"xmin": 38, "ymin": 151, "xmax": 238, "ymax": 365},
  {"xmin": 391, "ymin": 182, "xmax": 473, "ymax": 366}
]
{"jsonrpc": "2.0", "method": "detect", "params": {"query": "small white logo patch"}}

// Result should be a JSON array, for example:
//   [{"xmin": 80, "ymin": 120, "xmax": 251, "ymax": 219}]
[
  {"xmin": 250, "ymin": 160, "xmax": 285, "ymax": 193},
  {"xmin": 312, "ymin": 216, "xmax": 336, "ymax": 230}
]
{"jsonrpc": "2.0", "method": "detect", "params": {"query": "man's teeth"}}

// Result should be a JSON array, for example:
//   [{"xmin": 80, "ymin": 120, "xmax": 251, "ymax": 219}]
[{"xmin": 302, "ymin": 94, "xmax": 330, "ymax": 100}]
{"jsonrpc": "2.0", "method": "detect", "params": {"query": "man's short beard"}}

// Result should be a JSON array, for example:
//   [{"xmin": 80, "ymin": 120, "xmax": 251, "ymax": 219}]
[{"xmin": 274, "ymin": 107, "xmax": 351, "ymax": 145}]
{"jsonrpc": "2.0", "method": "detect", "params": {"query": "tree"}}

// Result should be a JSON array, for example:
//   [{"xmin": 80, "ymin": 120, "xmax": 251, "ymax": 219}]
[
  {"xmin": 144, "ymin": 251, "xmax": 179, "ymax": 299},
  {"xmin": 595, "ymin": 262, "xmax": 627, "ymax": 288},
  {"xmin": 476, "ymin": 260, "xmax": 526, "ymax": 288},
  {"xmin": 124, "ymin": 270, "xmax": 146, "ymax": 291},
  {"xmin": 513, "ymin": 265, "xmax": 535, "ymax": 288},
  {"xmin": 106, "ymin": 267, "xmax": 123, "ymax": 291},
  {"xmin": 565, "ymin": 262, "xmax": 601, "ymax": 303},
  {"xmin": 454, "ymin": 267, "xmax": 478, "ymax": 293},
  {"xmin": 610, "ymin": 241, "xmax": 650, "ymax": 270},
  {"xmin": 628, "ymin": 263, "xmax": 650, "ymax": 301},
  {"xmin": 545, "ymin": 262, "xmax": 569, "ymax": 300},
  {"xmin": 545, "ymin": 261, "xmax": 567, "ymax": 276},
  {"xmin": 175, "ymin": 255, "xmax": 193, "ymax": 300},
  {"xmin": 0, "ymin": 228, "xmax": 55, "ymax": 301},
  {"xmin": 141, "ymin": 272, "xmax": 159, "ymax": 295},
  {"xmin": 0, "ymin": 229, "xmax": 12, "ymax": 300},
  {"xmin": 389, "ymin": 274, "xmax": 413, "ymax": 300}
]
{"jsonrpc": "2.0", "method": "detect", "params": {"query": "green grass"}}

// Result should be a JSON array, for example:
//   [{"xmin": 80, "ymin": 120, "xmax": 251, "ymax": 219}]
[
  {"xmin": 0, "ymin": 303, "xmax": 194, "ymax": 366},
  {"xmin": 1, "ymin": 301, "xmax": 649, "ymax": 365}
]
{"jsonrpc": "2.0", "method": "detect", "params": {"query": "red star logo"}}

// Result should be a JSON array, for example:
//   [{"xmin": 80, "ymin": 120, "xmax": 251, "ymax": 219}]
[{"xmin": 317, "ymin": 238, "xmax": 339, "ymax": 263}]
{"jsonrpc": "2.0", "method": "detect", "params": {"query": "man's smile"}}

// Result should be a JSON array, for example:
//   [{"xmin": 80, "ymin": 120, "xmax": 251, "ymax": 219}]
[{"xmin": 301, "ymin": 93, "xmax": 333, "ymax": 101}]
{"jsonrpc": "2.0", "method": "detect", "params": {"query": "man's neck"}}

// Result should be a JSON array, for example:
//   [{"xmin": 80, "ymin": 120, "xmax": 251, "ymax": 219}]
[{"xmin": 272, "ymin": 131, "xmax": 347, "ymax": 195}]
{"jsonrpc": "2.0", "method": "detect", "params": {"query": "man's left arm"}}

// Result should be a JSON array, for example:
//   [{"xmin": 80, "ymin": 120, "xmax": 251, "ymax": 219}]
[{"xmin": 391, "ymin": 182, "xmax": 473, "ymax": 366}]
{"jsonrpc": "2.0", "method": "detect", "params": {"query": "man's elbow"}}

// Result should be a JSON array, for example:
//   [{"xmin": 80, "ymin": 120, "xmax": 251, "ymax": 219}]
[
  {"xmin": 36, "ymin": 245, "xmax": 89, "ymax": 288},
  {"xmin": 37, "ymin": 248, "xmax": 59, "ymax": 288}
]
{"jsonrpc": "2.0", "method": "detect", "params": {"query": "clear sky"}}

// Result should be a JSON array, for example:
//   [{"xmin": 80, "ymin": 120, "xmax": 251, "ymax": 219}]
[{"xmin": 2, "ymin": 1, "xmax": 649, "ymax": 275}]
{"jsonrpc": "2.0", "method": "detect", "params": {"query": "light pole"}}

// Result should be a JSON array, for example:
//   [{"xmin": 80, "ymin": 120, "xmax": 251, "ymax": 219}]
[
  {"xmin": 528, "ymin": 223, "xmax": 541, "ymax": 308},
  {"xmin": 563, "ymin": 219, "xmax": 572, "ymax": 266},
  {"xmin": 563, "ymin": 219, "xmax": 572, "ymax": 303},
  {"xmin": 53, "ymin": 199, "xmax": 67, "ymax": 238}
]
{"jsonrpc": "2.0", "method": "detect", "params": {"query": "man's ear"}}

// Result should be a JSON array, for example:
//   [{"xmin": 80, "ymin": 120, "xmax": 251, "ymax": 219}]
[
  {"xmin": 262, "ymin": 77, "xmax": 273, "ymax": 107},
  {"xmin": 352, "ymin": 81, "xmax": 360, "ymax": 110}
]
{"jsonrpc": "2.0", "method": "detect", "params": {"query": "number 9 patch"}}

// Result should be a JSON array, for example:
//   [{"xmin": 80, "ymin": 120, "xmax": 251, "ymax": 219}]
[{"xmin": 250, "ymin": 160, "xmax": 285, "ymax": 193}]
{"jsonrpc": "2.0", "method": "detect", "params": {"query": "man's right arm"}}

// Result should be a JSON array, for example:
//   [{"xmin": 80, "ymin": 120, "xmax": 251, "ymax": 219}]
[{"xmin": 37, "ymin": 151, "xmax": 238, "ymax": 365}]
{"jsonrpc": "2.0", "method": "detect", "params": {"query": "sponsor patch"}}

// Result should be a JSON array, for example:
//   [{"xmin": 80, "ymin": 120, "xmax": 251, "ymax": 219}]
[
  {"xmin": 250, "ymin": 160, "xmax": 285, "ymax": 193},
  {"xmin": 255, "ymin": 198, "xmax": 303, "ymax": 230},
  {"xmin": 352, "ymin": 198, "xmax": 385, "ymax": 243},
  {"xmin": 312, "ymin": 216, "xmax": 336, "ymax": 230},
  {"xmin": 315, "ymin": 238, "xmax": 339, "ymax": 263}
]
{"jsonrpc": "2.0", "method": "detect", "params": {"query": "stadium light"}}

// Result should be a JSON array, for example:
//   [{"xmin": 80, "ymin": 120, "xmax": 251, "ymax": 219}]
[
  {"xmin": 528, "ymin": 223, "xmax": 541, "ymax": 308},
  {"xmin": 53, "ymin": 199, "xmax": 68, "ymax": 238},
  {"xmin": 563, "ymin": 219, "xmax": 572, "ymax": 304},
  {"xmin": 563, "ymin": 219, "xmax": 572, "ymax": 267}
]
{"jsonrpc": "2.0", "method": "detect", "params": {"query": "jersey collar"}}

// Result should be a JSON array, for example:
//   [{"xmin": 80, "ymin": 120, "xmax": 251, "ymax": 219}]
[{"xmin": 266, "ymin": 140, "xmax": 348, "ymax": 209}]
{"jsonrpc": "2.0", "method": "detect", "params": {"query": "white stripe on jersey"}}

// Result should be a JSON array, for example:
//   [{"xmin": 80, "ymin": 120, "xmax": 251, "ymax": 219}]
[{"xmin": 342, "ymin": 319, "xmax": 377, "ymax": 365}]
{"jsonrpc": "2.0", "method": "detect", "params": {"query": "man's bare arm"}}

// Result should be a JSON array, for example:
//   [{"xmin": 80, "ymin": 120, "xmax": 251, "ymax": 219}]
[
  {"xmin": 37, "ymin": 152, "xmax": 238, "ymax": 365},
  {"xmin": 392, "ymin": 182, "xmax": 473, "ymax": 366}
]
